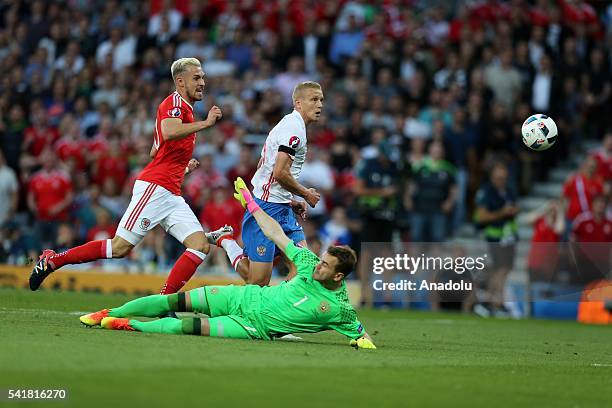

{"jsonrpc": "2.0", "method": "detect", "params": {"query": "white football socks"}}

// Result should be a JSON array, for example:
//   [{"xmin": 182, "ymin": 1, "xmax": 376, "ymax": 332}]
[{"xmin": 221, "ymin": 239, "xmax": 245, "ymax": 271}]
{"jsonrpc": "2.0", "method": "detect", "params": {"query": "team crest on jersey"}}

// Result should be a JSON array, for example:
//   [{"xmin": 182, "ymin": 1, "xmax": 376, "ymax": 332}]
[
  {"xmin": 168, "ymin": 107, "xmax": 182, "ymax": 118},
  {"xmin": 257, "ymin": 246, "xmax": 267, "ymax": 256},
  {"xmin": 319, "ymin": 301, "xmax": 330, "ymax": 313},
  {"xmin": 210, "ymin": 288, "xmax": 219, "ymax": 294},
  {"xmin": 288, "ymin": 135, "xmax": 300, "ymax": 149},
  {"xmin": 140, "ymin": 218, "xmax": 151, "ymax": 231}
]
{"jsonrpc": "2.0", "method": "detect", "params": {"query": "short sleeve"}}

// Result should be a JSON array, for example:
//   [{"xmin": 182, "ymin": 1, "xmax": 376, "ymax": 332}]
[
  {"xmin": 285, "ymin": 242, "xmax": 319, "ymax": 277},
  {"xmin": 159, "ymin": 99, "xmax": 187, "ymax": 121},
  {"xmin": 277, "ymin": 125, "xmax": 304, "ymax": 159}
]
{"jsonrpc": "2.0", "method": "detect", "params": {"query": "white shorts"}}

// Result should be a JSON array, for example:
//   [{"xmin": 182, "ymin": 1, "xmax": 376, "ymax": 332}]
[{"xmin": 116, "ymin": 180, "xmax": 203, "ymax": 245}]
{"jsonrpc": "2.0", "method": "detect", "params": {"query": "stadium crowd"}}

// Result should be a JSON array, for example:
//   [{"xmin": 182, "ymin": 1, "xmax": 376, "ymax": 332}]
[{"xmin": 0, "ymin": 0, "xmax": 610, "ymax": 282}]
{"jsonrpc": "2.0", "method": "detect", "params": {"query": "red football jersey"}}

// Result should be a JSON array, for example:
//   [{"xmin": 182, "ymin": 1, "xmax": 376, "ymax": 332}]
[
  {"xmin": 199, "ymin": 196, "xmax": 244, "ymax": 237},
  {"xmin": 94, "ymin": 154, "xmax": 129, "ymax": 189},
  {"xmin": 572, "ymin": 212, "xmax": 612, "ymax": 243},
  {"xmin": 24, "ymin": 126, "xmax": 60, "ymax": 157},
  {"xmin": 528, "ymin": 217, "xmax": 561, "ymax": 272},
  {"xmin": 29, "ymin": 170, "xmax": 72, "ymax": 221},
  {"xmin": 55, "ymin": 138, "xmax": 87, "ymax": 170},
  {"xmin": 138, "ymin": 91, "xmax": 196, "ymax": 195},
  {"xmin": 592, "ymin": 150, "xmax": 611, "ymax": 182},
  {"xmin": 562, "ymin": 173, "xmax": 603, "ymax": 221}
]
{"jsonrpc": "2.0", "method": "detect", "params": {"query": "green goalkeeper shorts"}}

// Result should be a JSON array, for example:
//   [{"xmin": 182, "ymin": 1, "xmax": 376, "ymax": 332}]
[
  {"xmin": 206, "ymin": 316, "xmax": 251, "ymax": 339},
  {"xmin": 187, "ymin": 285, "xmax": 262, "ymax": 339},
  {"xmin": 186, "ymin": 285, "xmax": 241, "ymax": 315}
]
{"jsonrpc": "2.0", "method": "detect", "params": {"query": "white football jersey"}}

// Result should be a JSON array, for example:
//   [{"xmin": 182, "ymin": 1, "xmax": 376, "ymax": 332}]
[{"xmin": 252, "ymin": 110, "xmax": 307, "ymax": 203}]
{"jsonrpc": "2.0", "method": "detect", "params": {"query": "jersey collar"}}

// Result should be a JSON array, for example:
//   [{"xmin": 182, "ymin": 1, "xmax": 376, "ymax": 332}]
[{"xmin": 174, "ymin": 91, "xmax": 193, "ymax": 110}]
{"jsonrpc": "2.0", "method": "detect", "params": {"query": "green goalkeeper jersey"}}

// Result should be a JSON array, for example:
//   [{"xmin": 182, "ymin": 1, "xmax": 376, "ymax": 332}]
[{"xmin": 237, "ymin": 243, "xmax": 365, "ymax": 340}]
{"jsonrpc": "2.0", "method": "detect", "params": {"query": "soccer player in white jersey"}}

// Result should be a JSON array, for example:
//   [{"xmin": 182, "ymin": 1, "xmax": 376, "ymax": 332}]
[{"xmin": 208, "ymin": 81, "xmax": 323, "ymax": 285}]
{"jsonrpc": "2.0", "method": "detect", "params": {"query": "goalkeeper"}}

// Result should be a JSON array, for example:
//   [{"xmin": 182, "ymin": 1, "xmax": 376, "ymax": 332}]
[{"xmin": 79, "ymin": 178, "xmax": 376, "ymax": 349}]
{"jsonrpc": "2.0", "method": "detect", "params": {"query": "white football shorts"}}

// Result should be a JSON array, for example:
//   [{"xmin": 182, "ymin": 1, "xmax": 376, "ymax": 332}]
[{"xmin": 116, "ymin": 180, "xmax": 203, "ymax": 245}]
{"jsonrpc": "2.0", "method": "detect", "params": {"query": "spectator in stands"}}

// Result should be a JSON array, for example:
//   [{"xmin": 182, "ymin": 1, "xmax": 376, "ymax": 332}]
[
  {"xmin": 55, "ymin": 223, "xmax": 77, "ymax": 254},
  {"xmin": 562, "ymin": 156, "xmax": 604, "ymax": 224},
  {"xmin": 329, "ymin": 14, "xmax": 365, "ymax": 66},
  {"xmin": 22, "ymin": 107, "xmax": 60, "ymax": 165},
  {"xmin": 353, "ymin": 139, "xmax": 398, "ymax": 243},
  {"xmin": 0, "ymin": 220, "xmax": 37, "ymax": 265},
  {"xmin": 199, "ymin": 185, "xmax": 244, "ymax": 243},
  {"xmin": 27, "ymin": 149, "xmax": 74, "ymax": 247},
  {"xmin": 571, "ymin": 195, "xmax": 612, "ymax": 243},
  {"xmin": 406, "ymin": 141, "xmax": 457, "ymax": 242},
  {"xmin": 484, "ymin": 48, "xmax": 522, "ymax": 114},
  {"xmin": 591, "ymin": 132, "xmax": 612, "ymax": 193},
  {"xmin": 148, "ymin": 0, "xmax": 183, "ymax": 37},
  {"xmin": 0, "ymin": 150, "xmax": 18, "ymax": 226},
  {"xmin": 175, "ymin": 28, "xmax": 215, "ymax": 62},
  {"xmin": 86, "ymin": 208, "xmax": 116, "ymax": 243},
  {"xmin": 300, "ymin": 148, "xmax": 335, "ymax": 223},
  {"xmin": 524, "ymin": 200, "xmax": 565, "ymax": 282},
  {"xmin": 444, "ymin": 107, "xmax": 479, "ymax": 230},
  {"xmin": 274, "ymin": 56, "xmax": 309, "ymax": 108},
  {"xmin": 570, "ymin": 194, "xmax": 612, "ymax": 284},
  {"xmin": 583, "ymin": 48, "xmax": 611, "ymax": 138},
  {"xmin": 531, "ymin": 54, "xmax": 556, "ymax": 114},
  {"xmin": 474, "ymin": 162, "xmax": 519, "ymax": 317},
  {"xmin": 320, "ymin": 207, "xmax": 352, "ymax": 251}
]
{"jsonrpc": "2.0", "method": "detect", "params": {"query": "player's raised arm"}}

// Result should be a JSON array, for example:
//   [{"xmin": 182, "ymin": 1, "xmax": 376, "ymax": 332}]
[
  {"xmin": 160, "ymin": 105, "xmax": 221, "ymax": 141},
  {"xmin": 233, "ymin": 177, "xmax": 292, "ymax": 253},
  {"xmin": 273, "ymin": 152, "xmax": 320, "ymax": 208}
]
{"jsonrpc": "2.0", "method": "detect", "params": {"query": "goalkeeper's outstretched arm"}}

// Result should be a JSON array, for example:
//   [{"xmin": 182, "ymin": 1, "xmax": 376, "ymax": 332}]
[{"xmin": 234, "ymin": 177, "xmax": 292, "ymax": 254}]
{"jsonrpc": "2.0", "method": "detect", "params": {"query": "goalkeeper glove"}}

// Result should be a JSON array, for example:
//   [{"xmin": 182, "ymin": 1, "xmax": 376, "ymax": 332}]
[{"xmin": 350, "ymin": 338, "xmax": 376, "ymax": 350}]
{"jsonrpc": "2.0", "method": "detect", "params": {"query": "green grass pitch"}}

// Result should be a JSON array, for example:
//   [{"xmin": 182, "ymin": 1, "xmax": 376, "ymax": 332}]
[{"xmin": 1, "ymin": 288, "xmax": 611, "ymax": 407}]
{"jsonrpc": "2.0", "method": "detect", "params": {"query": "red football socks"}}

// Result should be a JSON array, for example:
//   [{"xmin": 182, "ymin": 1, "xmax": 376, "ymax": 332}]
[
  {"xmin": 49, "ymin": 239, "xmax": 112, "ymax": 270},
  {"xmin": 160, "ymin": 249, "xmax": 206, "ymax": 294}
]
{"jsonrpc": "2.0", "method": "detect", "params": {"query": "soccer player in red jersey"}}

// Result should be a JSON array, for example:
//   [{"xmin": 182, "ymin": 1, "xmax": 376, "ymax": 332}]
[{"xmin": 30, "ymin": 58, "xmax": 223, "ymax": 294}]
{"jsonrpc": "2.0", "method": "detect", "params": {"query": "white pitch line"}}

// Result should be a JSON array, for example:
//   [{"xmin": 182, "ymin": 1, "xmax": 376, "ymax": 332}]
[
  {"xmin": 591, "ymin": 363, "xmax": 612, "ymax": 367},
  {"xmin": 0, "ymin": 307, "xmax": 89, "ymax": 315}
]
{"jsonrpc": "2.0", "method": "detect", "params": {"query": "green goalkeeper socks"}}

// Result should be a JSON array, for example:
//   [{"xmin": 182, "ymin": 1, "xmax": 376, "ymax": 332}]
[
  {"xmin": 109, "ymin": 294, "xmax": 172, "ymax": 318},
  {"xmin": 129, "ymin": 318, "xmax": 183, "ymax": 334},
  {"xmin": 129, "ymin": 318, "xmax": 201, "ymax": 335}
]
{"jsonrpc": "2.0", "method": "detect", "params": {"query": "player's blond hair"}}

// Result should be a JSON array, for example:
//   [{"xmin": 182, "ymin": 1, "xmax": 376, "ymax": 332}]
[
  {"xmin": 170, "ymin": 58, "xmax": 202, "ymax": 82},
  {"xmin": 292, "ymin": 81, "xmax": 322, "ymax": 105}
]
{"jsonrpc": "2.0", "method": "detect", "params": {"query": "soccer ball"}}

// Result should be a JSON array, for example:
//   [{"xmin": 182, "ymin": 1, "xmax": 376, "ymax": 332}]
[{"xmin": 521, "ymin": 114, "xmax": 558, "ymax": 151}]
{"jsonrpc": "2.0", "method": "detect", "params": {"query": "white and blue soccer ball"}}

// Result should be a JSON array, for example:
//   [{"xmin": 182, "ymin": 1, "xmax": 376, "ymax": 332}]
[{"xmin": 521, "ymin": 114, "xmax": 558, "ymax": 151}]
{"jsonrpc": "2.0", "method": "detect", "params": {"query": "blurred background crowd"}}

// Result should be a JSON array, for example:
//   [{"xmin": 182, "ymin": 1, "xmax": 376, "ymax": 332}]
[{"xmin": 0, "ymin": 0, "xmax": 610, "ymax": 285}]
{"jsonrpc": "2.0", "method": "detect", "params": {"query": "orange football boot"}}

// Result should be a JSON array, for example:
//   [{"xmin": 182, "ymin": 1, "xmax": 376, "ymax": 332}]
[
  {"xmin": 79, "ymin": 309, "xmax": 110, "ymax": 327},
  {"xmin": 101, "ymin": 317, "xmax": 135, "ymax": 331}
]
